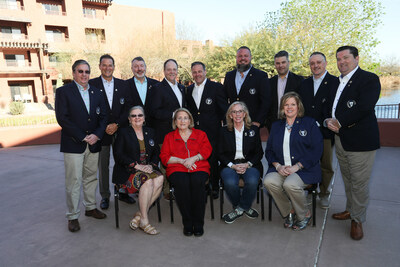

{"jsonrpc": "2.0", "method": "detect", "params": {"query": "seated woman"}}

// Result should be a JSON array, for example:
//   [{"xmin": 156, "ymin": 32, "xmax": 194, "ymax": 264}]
[
  {"xmin": 112, "ymin": 106, "xmax": 164, "ymax": 235},
  {"xmin": 263, "ymin": 92, "xmax": 323, "ymax": 230},
  {"xmin": 218, "ymin": 101, "xmax": 263, "ymax": 224},
  {"xmin": 160, "ymin": 108, "xmax": 212, "ymax": 237}
]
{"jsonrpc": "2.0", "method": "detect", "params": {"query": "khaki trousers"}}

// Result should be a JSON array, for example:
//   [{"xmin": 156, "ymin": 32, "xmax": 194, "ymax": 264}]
[
  {"xmin": 64, "ymin": 146, "xmax": 99, "ymax": 220},
  {"xmin": 319, "ymin": 139, "xmax": 334, "ymax": 197},
  {"xmin": 264, "ymin": 172, "xmax": 308, "ymax": 221},
  {"xmin": 335, "ymin": 135, "xmax": 376, "ymax": 223}
]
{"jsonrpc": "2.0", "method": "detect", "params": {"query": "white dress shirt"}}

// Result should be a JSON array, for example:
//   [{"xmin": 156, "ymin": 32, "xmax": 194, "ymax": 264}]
[
  {"xmin": 101, "ymin": 76, "xmax": 114, "ymax": 108},
  {"xmin": 332, "ymin": 66, "xmax": 359, "ymax": 118},
  {"xmin": 166, "ymin": 79, "xmax": 183, "ymax": 107},
  {"xmin": 192, "ymin": 78, "xmax": 207, "ymax": 109},
  {"xmin": 277, "ymin": 72, "xmax": 289, "ymax": 115},
  {"xmin": 313, "ymin": 70, "xmax": 327, "ymax": 96}
]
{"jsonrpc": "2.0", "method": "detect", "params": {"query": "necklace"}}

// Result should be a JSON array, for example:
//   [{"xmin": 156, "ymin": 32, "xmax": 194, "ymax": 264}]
[{"xmin": 285, "ymin": 122, "xmax": 293, "ymax": 131}]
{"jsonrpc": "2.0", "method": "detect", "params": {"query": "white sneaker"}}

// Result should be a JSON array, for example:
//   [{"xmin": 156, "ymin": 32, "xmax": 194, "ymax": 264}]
[{"xmin": 319, "ymin": 195, "xmax": 330, "ymax": 209}]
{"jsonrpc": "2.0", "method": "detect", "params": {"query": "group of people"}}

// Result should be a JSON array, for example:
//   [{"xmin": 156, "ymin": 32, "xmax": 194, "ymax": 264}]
[{"xmin": 55, "ymin": 45, "xmax": 380, "ymax": 241}]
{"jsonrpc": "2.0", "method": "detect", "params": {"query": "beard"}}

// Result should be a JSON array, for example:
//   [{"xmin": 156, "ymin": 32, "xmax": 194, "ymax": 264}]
[{"xmin": 237, "ymin": 63, "xmax": 251, "ymax": 73}]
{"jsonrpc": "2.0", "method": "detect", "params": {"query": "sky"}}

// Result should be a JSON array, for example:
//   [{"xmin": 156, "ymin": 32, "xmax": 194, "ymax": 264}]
[{"xmin": 114, "ymin": 0, "xmax": 400, "ymax": 62}]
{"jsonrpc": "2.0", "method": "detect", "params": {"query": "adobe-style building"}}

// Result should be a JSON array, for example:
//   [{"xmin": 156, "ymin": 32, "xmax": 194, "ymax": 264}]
[{"xmin": 0, "ymin": 0, "xmax": 175, "ymax": 110}]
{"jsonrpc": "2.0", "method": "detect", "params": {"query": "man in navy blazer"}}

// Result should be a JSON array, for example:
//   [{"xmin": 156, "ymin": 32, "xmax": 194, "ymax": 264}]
[
  {"xmin": 267, "ymin": 50, "xmax": 304, "ymax": 131},
  {"xmin": 126, "ymin": 57, "xmax": 159, "ymax": 128},
  {"xmin": 149, "ymin": 59, "xmax": 185, "ymax": 145},
  {"xmin": 325, "ymin": 46, "xmax": 380, "ymax": 240},
  {"xmin": 89, "ymin": 54, "xmax": 132, "ymax": 209},
  {"xmin": 55, "ymin": 60, "xmax": 108, "ymax": 232},
  {"xmin": 186, "ymin": 61, "xmax": 229, "ymax": 198},
  {"xmin": 297, "ymin": 52, "xmax": 338, "ymax": 209},
  {"xmin": 223, "ymin": 46, "xmax": 271, "ymax": 128}
]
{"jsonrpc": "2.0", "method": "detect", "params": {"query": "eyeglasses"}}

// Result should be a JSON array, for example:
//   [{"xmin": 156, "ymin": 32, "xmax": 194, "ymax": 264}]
[
  {"xmin": 129, "ymin": 114, "xmax": 144, "ymax": 118},
  {"xmin": 177, "ymin": 117, "xmax": 189, "ymax": 121},
  {"xmin": 231, "ymin": 110, "xmax": 244, "ymax": 115},
  {"xmin": 77, "ymin": 70, "xmax": 90, "ymax": 74}
]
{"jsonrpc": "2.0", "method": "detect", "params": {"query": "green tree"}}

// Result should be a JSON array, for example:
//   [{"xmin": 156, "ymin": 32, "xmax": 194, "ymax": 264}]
[{"xmin": 206, "ymin": 0, "xmax": 384, "ymax": 79}]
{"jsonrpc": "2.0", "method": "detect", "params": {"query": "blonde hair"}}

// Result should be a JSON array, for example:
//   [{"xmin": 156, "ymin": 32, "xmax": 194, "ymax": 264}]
[
  {"xmin": 172, "ymin": 108, "xmax": 195, "ymax": 130},
  {"xmin": 226, "ymin": 101, "xmax": 252, "ymax": 131},
  {"xmin": 278, "ymin": 92, "xmax": 305, "ymax": 119}
]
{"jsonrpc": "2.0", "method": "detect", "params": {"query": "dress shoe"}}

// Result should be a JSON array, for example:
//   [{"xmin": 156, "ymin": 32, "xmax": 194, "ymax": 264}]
[
  {"xmin": 194, "ymin": 228, "xmax": 204, "ymax": 237},
  {"xmin": 211, "ymin": 190, "xmax": 219, "ymax": 200},
  {"xmin": 100, "ymin": 198, "xmax": 109, "ymax": 210},
  {"xmin": 85, "ymin": 208, "xmax": 107, "ymax": 219},
  {"xmin": 183, "ymin": 228, "xmax": 193, "ymax": 236},
  {"xmin": 350, "ymin": 220, "xmax": 363, "ymax": 240},
  {"xmin": 332, "ymin": 210, "xmax": 351, "ymax": 220},
  {"xmin": 119, "ymin": 193, "xmax": 136, "ymax": 204},
  {"xmin": 68, "ymin": 219, "xmax": 80, "ymax": 232}
]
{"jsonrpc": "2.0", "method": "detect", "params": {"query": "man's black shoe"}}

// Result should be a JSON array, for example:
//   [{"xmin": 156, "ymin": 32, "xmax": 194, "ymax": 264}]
[{"xmin": 100, "ymin": 198, "xmax": 109, "ymax": 210}]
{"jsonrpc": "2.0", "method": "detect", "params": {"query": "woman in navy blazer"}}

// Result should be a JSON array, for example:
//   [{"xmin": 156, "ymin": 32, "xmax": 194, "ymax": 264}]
[
  {"xmin": 264, "ymin": 92, "xmax": 323, "ymax": 231},
  {"xmin": 112, "ymin": 106, "xmax": 164, "ymax": 235},
  {"xmin": 219, "ymin": 101, "xmax": 264, "ymax": 224}
]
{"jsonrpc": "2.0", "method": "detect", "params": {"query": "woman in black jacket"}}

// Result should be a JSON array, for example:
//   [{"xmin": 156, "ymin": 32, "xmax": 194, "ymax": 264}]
[{"xmin": 112, "ymin": 106, "xmax": 164, "ymax": 235}]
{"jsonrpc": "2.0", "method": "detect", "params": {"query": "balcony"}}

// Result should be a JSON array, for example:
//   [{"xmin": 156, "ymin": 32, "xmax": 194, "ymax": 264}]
[
  {"xmin": 44, "ymin": 9, "xmax": 67, "ymax": 16},
  {"xmin": 0, "ymin": 32, "xmax": 28, "ymax": 40},
  {"xmin": 83, "ymin": 13, "xmax": 104, "ymax": 20},
  {"xmin": 0, "ymin": 3, "xmax": 24, "ymax": 11}
]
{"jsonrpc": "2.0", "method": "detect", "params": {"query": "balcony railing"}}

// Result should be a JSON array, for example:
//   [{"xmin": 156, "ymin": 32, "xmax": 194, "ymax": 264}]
[
  {"xmin": 375, "ymin": 104, "xmax": 400, "ymax": 119},
  {"xmin": 83, "ymin": 13, "xmax": 104, "ymax": 19},
  {"xmin": 5, "ymin": 61, "xmax": 31, "ymax": 67},
  {"xmin": 0, "ymin": 4, "xmax": 24, "ymax": 10},
  {"xmin": 44, "ymin": 10, "xmax": 67, "ymax": 16},
  {"xmin": 0, "ymin": 33, "xmax": 28, "ymax": 40}
]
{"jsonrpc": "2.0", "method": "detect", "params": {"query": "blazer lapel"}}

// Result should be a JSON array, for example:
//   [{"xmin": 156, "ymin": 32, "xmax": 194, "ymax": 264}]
[
  {"xmin": 71, "ymin": 83, "xmax": 89, "ymax": 115},
  {"xmin": 337, "ymin": 68, "xmax": 361, "ymax": 107},
  {"xmin": 163, "ymin": 79, "xmax": 181, "ymax": 107}
]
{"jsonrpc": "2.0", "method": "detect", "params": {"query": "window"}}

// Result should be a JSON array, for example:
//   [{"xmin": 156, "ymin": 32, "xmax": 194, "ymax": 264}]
[
  {"xmin": 1, "ymin": 26, "xmax": 22, "ymax": 39},
  {"xmin": 43, "ymin": 3, "xmax": 60, "ymax": 15},
  {"xmin": 46, "ymin": 29, "xmax": 63, "ymax": 42},
  {"xmin": 85, "ymin": 28, "xmax": 105, "ymax": 43},
  {"xmin": 49, "ymin": 54, "xmax": 62, "ymax": 66},
  {"xmin": 83, "ymin": 8, "xmax": 96, "ymax": 18},
  {"xmin": 0, "ymin": 0, "xmax": 17, "ymax": 10},
  {"xmin": 5, "ymin": 54, "xmax": 25, "ymax": 67},
  {"xmin": 10, "ymin": 83, "xmax": 30, "ymax": 102}
]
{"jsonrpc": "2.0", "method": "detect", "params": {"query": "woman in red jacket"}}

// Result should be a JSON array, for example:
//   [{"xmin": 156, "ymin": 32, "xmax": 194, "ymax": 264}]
[{"xmin": 160, "ymin": 108, "xmax": 212, "ymax": 237}]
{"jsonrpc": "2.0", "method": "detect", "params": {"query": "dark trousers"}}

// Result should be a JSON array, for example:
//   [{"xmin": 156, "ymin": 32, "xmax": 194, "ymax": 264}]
[{"xmin": 169, "ymin": 171, "xmax": 208, "ymax": 231}]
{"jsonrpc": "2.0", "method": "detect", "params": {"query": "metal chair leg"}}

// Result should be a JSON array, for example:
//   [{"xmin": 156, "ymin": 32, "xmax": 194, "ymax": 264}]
[
  {"xmin": 156, "ymin": 196, "xmax": 162, "ymax": 223},
  {"xmin": 268, "ymin": 193, "xmax": 272, "ymax": 221},
  {"xmin": 261, "ymin": 185, "xmax": 265, "ymax": 221},
  {"xmin": 312, "ymin": 189, "xmax": 317, "ymax": 227},
  {"xmin": 114, "ymin": 185, "xmax": 119, "ymax": 228},
  {"xmin": 219, "ymin": 182, "xmax": 224, "ymax": 219},
  {"xmin": 208, "ymin": 184, "xmax": 215, "ymax": 220},
  {"xmin": 169, "ymin": 184, "xmax": 174, "ymax": 223}
]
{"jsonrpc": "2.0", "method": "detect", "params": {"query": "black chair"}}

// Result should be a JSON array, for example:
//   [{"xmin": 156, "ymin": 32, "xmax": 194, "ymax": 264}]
[
  {"xmin": 267, "ymin": 184, "xmax": 317, "ymax": 227},
  {"xmin": 219, "ymin": 177, "xmax": 265, "ymax": 220},
  {"xmin": 114, "ymin": 184, "xmax": 162, "ymax": 228},
  {"xmin": 168, "ymin": 181, "xmax": 215, "ymax": 223}
]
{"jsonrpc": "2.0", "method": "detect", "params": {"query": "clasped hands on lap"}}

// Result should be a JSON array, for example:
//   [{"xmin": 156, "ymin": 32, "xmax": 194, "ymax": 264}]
[
  {"xmin": 276, "ymin": 164, "xmax": 300, "ymax": 177},
  {"xmin": 231, "ymin": 163, "xmax": 249, "ymax": 175}
]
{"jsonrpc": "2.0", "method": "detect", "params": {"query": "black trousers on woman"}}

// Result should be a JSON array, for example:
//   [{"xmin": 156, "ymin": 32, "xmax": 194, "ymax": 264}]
[{"xmin": 169, "ymin": 171, "xmax": 208, "ymax": 232}]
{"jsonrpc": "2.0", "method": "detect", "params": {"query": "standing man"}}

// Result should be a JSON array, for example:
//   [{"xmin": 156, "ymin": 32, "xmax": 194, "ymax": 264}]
[
  {"xmin": 267, "ymin": 50, "xmax": 304, "ymax": 131},
  {"xmin": 297, "ymin": 52, "xmax": 338, "ymax": 209},
  {"xmin": 126, "ymin": 56, "xmax": 159, "ymax": 127},
  {"xmin": 150, "ymin": 59, "xmax": 185, "ymax": 145},
  {"xmin": 186, "ymin": 61, "xmax": 229, "ymax": 198},
  {"xmin": 89, "ymin": 54, "xmax": 133, "ymax": 209},
  {"xmin": 55, "ymin": 60, "xmax": 108, "ymax": 232},
  {"xmin": 223, "ymin": 46, "xmax": 271, "ymax": 128},
  {"xmin": 149, "ymin": 59, "xmax": 185, "ymax": 200},
  {"xmin": 325, "ymin": 46, "xmax": 380, "ymax": 240}
]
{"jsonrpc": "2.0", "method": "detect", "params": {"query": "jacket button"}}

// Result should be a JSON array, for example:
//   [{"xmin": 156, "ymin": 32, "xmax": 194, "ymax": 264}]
[
  {"xmin": 236, "ymin": 98, "xmax": 239, "ymax": 101},
  {"xmin": 312, "ymin": 105, "xmax": 315, "ymax": 108},
  {"xmin": 86, "ymin": 131, "xmax": 89, "ymax": 134},
  {"xmin": 88, "ymin": 118, "xmax": 91, "ymax": 122},
  {"xmin": 291, "ymin": 156, "xmax": 294, "ymax": 159},
  {"xmin": 198, "ymin": 112, "xmax": 200, "ymax": 115}
]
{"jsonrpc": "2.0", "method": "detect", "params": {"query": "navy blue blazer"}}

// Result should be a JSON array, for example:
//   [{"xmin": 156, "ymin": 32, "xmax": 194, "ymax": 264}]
[
  {"xmin": 89, "ymin": 76, "xmax": 132, "ymax": 145},
  {"xmin": 112, "ymin": 126, "xmax": 160, "ymax": 185},
  {"xmin": 265, "ymin": 116, "xmax": 323, "ymax": 184},
  {"xmin": 55, "ymin": 82, "xmax": 108, "ymax": 153},
  {"xmin": 149, "ymin": 78, "xmax": 186, "ymax": 144},
  {"xmin": 297, "ymin": 72, "xmax": 338, "ymax": 140},
  {"xmin": 223, "ymin": 67, "xmax": 271, "ymax": 125},
  {"xmin": 326, "ymin": 68, "xmax": 380, "ymax": 152},
  {"xmin": 186, "ymin": 79, "xmax": 228, "ymax": 146},
  {"xmin": 125, "ymin": 76, "xmax": 159, "ymax": 127},
  {"xmin": 218, "ymin": 124, "xmax": 264, "ymax": 176},
  {"xmin": 267, "ymin": 71, "xmax": 304, "ymax": 130}
]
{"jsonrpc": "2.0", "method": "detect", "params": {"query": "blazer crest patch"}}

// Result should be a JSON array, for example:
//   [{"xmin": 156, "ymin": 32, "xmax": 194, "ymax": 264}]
[
  {"xmin": 149, "ymin": 139, "xmax": 155, "ymax": 146},
  {"xmin": 347, "ymin": 100, "xmax": 356, "ymax": 108},
  {"xmin": 205, "ymin": 98, "xmax": 213, "ymax": 105},
  {"xmin": 249, "ymin": 88, "xmax": 256, "ymax": 95},
  {"xmin": 249, "ymin": 130, "xmax": 255, "ymax": 137},
  {"xmin": 96, "ymin": 106, "xmax": 101, "ymax": 114},
  {"xmin": 120, "ymin": 97, "xmax": 125, "ymax": 104},
  {"xmin": 299, "ymin": 130, "xmax": 307, "ymax": 137}
]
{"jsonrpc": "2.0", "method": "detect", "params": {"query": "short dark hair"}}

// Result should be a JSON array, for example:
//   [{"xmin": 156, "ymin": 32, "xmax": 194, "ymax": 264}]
[
  {"xmin": 336, "ymin": 46, "xmax": 359, "ymax": 58},
  {"xmin": 164, "ymin": 59, "xmax": 178, "ymax": 70},
  {"xmin": 309, "ymin": 52, "xmax": 326, "ymax": 61},
  {"xmin": 274, "ymin": 50, "xmax": 289, "ymax": 60},
  {"xmin": 99, "ymin": 54, "xmax": 114, "ymax": 65},
  {"xmin": 132, "ymin": 56, "xmax": 146, "ymax": 65},
  {"xmin": 237, "ymin": 46, "xmax": 251, "ymax": 55},
  {"xmin": 191, "ymin": 61, "xmax": 206, "ymax": 71},
  {"xmin": 72, "ymin": 59, "xmax": 90, "ymax": 72}
]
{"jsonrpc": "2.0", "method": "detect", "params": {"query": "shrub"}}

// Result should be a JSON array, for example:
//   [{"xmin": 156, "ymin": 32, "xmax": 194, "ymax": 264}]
[{"xmin": 9, "ymin": 101, "xmax": 25, "ymax": 115}]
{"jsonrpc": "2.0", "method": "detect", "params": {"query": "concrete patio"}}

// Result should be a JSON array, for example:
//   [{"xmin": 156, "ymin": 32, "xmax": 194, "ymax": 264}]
[{"xmin": 0, "ymin": 144, "xmax": 399, "ymax": 267}]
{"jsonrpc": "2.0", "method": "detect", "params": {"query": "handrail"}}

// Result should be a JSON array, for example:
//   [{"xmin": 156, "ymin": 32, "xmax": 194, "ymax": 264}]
[{"xmin": 375, "ymin": 103, "xmax": 400, "ymax": 119}]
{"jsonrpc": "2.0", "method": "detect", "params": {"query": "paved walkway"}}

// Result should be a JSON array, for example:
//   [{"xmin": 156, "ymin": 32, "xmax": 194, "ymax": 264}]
[{"xmin": 0, "ymin": 144, "xmax": 399, "ymax": 267}]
